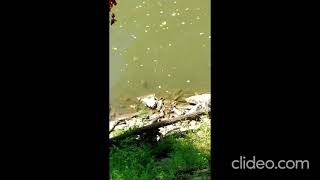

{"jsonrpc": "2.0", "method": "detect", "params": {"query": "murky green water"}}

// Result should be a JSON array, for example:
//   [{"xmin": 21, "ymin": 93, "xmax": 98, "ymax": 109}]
[{"xmin": 110, "ymin": 0, "xmax": 211, "ymax": 112}]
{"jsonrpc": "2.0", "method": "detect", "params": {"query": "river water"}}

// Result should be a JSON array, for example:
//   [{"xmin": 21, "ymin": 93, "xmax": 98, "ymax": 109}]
[{"xmin": 110, "ymin": 0, "xmax": 211, "ymax": 113}]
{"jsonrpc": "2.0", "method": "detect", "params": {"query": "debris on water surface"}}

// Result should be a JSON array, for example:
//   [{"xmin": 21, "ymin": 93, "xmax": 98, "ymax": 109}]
[
  {"xmin": 129, "ymin": 104, "xmax": 137, "ymax": 109},
  {"xmin": 185, "ymin": 93, "xmax": 210, "ymax": 104},
  {"xmin": 156, "ymin": 98, "xmax": 164, "ymax": 111},
  {"xmin": 137, "ymin": 94, "xmax": 158, "ymax": 109}
]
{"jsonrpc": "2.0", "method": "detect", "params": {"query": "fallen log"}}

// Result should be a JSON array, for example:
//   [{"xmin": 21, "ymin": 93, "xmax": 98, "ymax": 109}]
[
  {"xmin": 109, "ymin": 110, "xmax": 209, "ymax": 144},
  {"xmin": 109, "ymin": 112, "xmax": 140, "ymax": 133}
]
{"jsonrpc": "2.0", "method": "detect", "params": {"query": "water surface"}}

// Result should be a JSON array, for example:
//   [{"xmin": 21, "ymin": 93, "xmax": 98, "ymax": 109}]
[{"xmin": 110, "ymin": 0, "xmax": 211, "ymax": 112}]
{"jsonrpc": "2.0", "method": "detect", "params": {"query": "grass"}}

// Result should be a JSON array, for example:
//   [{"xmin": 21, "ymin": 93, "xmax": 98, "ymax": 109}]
[{"xmin": 109, "ymin": 118, "xmax": 211, "ymax": 180}]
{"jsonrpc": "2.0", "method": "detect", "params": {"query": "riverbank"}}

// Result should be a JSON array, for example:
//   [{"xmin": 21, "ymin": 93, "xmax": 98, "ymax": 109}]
[
  {"xmin": 109, "ymin": 93, "xmax": 211, "ymax": 179},
  {"xmin": 109, "ymin": 88, "xmax": 209, "ymax": 116},
  {"xmin": 110, "ymin": 114, "xmax": 211, "ymax": 180}
]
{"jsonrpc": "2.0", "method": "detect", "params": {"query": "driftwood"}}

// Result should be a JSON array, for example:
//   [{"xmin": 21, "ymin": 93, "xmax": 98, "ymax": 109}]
[
  {"xmin": 109, "ymin": 93, "xmax": 211, "ymax": 145},
  {"xmin": 110, "ymin": 110, "xmax": 209, "ymax": 144},
  {"xmin": 109, "ymin": 112, "xmax": 140, "ymax": 133}
]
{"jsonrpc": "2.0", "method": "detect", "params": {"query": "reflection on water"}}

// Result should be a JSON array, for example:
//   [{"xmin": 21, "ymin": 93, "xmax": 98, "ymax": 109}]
[{"xmin": 110, "ymin": 0, "xmax": 211, "ymax": 112}]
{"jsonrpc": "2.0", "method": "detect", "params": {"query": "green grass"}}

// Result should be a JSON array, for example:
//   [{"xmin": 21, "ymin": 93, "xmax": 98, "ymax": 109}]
[{"xmin": 109, "ymin": 120, "xmax": 211, "ymax": 180}]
